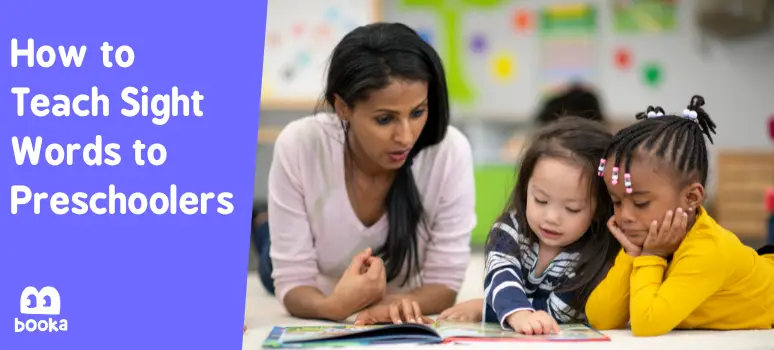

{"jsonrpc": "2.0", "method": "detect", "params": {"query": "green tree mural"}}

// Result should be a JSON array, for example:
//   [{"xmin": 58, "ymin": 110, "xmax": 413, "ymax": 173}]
[{"xmin": 400, "ymin": 0, "xmax": 508, "ymax": 105}]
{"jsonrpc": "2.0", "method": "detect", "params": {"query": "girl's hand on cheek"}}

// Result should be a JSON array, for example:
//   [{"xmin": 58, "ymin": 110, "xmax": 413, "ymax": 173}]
[
  {"xmin": 642, "ymin": 208, "xmax": 689, "ymax": 258},
  {"xmin": 607, "ymin": 216, "xmax": 642, "ymax": 257}
]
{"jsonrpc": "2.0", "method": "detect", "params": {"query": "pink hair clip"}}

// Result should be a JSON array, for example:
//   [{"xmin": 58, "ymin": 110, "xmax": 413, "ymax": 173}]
[
  {"xmin": 612, "ymin": 166, "xmax": 619, "ymax": 185},
  {"xmin": 597, "ymin": 159, "xmax": 606, "ymax": 176},
  {"xmin": 624, "ymin": 173, "xmax": 632, "ymax": 194}
]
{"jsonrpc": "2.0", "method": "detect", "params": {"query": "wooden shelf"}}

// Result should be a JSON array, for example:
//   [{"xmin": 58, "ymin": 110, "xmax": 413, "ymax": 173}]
[{"xmin": 715, "ymin": 151, "xmax": 774, "ymax": 239}]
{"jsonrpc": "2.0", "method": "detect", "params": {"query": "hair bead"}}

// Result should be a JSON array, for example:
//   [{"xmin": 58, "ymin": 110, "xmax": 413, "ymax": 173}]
[{"xmin": 624, "ymin": 173, "xmax": 632, "ymax": 194}]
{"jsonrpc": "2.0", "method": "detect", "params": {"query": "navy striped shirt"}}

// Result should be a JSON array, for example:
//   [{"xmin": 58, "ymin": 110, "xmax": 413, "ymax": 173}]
[{"xmin": 483, "ymin": 211, "xmax": 585, "ymax": 329}]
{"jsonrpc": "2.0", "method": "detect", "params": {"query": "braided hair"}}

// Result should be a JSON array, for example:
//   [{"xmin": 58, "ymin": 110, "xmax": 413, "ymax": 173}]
[{"xmin": 597, "ymin": 95, "xmax": 718, "ymax": 193}]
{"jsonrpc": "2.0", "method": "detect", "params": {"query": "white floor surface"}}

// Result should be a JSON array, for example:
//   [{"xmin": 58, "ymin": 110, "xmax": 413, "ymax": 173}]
[{"xmin": 242, "ymin": 253, "xmax": 774, "ymax": 350}]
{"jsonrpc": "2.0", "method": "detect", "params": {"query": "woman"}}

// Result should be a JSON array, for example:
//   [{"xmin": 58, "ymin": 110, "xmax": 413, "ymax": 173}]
[{"xmin": 255, "ymin": 22, "xmax": 477, "ymax": 324}]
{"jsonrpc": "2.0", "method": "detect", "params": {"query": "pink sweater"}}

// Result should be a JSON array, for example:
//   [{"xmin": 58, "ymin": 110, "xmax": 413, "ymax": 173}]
[{"xmin": 267, "ymin": 112, "xmax": 477, "ymax": 303}]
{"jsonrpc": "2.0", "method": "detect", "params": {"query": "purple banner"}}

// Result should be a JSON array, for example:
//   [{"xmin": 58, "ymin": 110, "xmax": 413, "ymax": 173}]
[{"xmin": 0, "ymin": 0, "xmax": 267, "ymax": 348}]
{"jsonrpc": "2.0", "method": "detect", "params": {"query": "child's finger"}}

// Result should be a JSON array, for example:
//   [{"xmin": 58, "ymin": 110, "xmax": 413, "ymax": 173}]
[
  {"xmin": 645, "ymin": 220, "xmax": 658, "ymax": 245},
  {"xmin": 520, "ymin": 323, "xmax": 535, "ymax": 335},
  {"xmin": 668, "ymin": 208, "xmax": 679, "ymax": 227},
  {"xmin": 536, "ymin": 314, "xmax": 560, "ymax": 334},
  {"xmin": 528, "ymin": 319, "xmax": 544, "ymax": 335},
  {"xmin": 537, "ymin": 313, "xmax": 559, "ymax": 334},
  {"xmin": 659, "ymin": 210, "xmax": 674, "ymax": 238},
  {"xmin": 518, "ymin": 325, "xmax": 533, "ymax": 335},
  {"xmin": 667, "ymin": 208, "xmax": 683, "ymax": 240},
  {"xmin": 679, "ymin": 209, "xmax": 688, "ymax": 236},
  {"xmin": 540, "ymin": 320, "xmax": 553, "ymax": 335},
  {"xmin": 606, "ymin": 216, "xmax": 619, "ymax": 234},
  {"xmin": 609, "ymin": 217, "xmax": 636, "ymax": 249}
]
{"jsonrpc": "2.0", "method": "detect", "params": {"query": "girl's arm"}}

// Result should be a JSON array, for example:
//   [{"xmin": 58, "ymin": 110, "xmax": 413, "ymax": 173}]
[
  {"xmin": 484, "ymin": 215, "xmax": 535, "ymax": 329},
  {"xmin": 629, "ymin": 238, "xmax": 725, "ymax": 337},
  {"xmin": 584, "ymin": 249, "xmax": 635, "ymax": 330}
]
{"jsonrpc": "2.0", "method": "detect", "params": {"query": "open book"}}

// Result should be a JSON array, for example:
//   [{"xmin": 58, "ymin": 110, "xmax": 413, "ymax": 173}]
[{"xmin": 262, "ymin": 320, "xmax": 609, "ymax": 348}]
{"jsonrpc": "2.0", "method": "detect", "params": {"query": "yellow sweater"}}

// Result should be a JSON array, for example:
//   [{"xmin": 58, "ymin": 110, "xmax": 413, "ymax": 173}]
[{"xmin": 585, "ymin": 208, "xmax": 774, "ymax": 337}]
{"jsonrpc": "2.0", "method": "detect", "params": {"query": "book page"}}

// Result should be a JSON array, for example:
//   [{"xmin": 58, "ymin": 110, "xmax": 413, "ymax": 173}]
[
  {"xmin": 276, "ymin": 325, "xmax": 387, "ymax": 342},
  {"xmin": 434, "ymin": 321, "xmax": 609, "ymax": 341}
]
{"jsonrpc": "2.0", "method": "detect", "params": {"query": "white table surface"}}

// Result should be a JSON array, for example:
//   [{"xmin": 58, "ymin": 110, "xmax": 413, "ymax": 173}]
[{"xmin": 243, "ymin": 254, "xmax": 774, "ymax": 350}]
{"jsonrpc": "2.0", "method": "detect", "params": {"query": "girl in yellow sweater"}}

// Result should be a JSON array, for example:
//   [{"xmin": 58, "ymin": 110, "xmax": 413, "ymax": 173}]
[{"xmin": 588, "ymin": 95, "xmax": 774, "ymax": 337}]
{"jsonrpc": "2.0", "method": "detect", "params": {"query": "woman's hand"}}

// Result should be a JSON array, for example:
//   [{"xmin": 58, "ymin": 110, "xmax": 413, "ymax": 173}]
[
  {"xmin": 608, "ymin": 216, "xmax": 642, "ymax": 257},
  {"xmin": 354, "ymin": 298, "xmax": 435, "ymax": 325},
  {"xmin": 326, "ymin": 248, "xmax": 386, "ymax": 319},
  {"xmin": 505, "ymin": 310, "xmax": 560, "ymax": 335},
  {"xmin": 642, "ymin": 208, "xmax": 689, "ymax": 258},
  {"xmin": 437, "ymin": 299, "xmax": 484, "ymax": 323}
]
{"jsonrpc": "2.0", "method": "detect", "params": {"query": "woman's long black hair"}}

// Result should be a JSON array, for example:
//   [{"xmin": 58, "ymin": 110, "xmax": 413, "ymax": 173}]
[{"xmin": 316, "ymin": 22, "xmax": 451, "ymax": 286}]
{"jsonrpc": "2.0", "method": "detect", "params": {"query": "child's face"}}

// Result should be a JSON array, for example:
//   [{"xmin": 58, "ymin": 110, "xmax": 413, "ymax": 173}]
[
  {"xmin": 602, "ymin": 155, "xmax": 698, "ymax": 247},
  {"xmin": 526, "ymin": 157, "xmax": 597, "ymax": 250}
]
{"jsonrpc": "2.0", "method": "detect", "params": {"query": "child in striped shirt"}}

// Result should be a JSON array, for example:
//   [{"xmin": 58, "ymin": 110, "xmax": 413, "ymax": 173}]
[{"xmin": 438, "ymin": 117, "xmax": 621, "ymax": 334}]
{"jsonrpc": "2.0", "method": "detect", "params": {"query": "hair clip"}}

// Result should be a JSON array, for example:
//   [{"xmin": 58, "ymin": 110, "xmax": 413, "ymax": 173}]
[
  {"xmin": 624, "ymin": 173, "xmax": 632, "ymax": 194},
  {"xmin": 597, "ymin": 159, "xmax": 606, "ymax": 176},
  {"xmin": 682, "ymin": 109, "xmax": 698, "ymax": 120},
  {"xmin": 611, "ymin": 166, "xmax": 619, "ymax": 185}
]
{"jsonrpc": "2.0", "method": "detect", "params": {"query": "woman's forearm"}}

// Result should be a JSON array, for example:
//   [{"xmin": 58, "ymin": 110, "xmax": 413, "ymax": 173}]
[
  {"xmin": 282, "ymin": 286, "xmax": 351, "ymax": 321},
  {"xmin": 381, "ymin": 284, "xmax": 458, "ymax": 315}
]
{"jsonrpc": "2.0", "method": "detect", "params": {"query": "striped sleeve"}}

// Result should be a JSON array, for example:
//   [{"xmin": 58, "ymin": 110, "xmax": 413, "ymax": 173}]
[{"xmin": 483, "ymin": 212, "xmax": 534, "ymax": 330}]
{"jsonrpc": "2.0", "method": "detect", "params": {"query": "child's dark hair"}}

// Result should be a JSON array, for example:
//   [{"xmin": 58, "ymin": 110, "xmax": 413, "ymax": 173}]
[
  {"xmin": 315, "ymin": 22, "xmax": 450, "ymax": 287},
  {"xmin": 488, "ymin": 116, "xmax": 620, "ymax": 319},
  {"xmin": 597, "ymin": 95, "xmax": 717, "ymax": 192}
]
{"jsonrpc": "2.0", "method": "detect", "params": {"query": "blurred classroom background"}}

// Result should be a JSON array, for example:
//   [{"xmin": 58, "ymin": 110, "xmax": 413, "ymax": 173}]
[{"xmin": 248, "ymin": 0, "xmax": 774, "ymax": 270}]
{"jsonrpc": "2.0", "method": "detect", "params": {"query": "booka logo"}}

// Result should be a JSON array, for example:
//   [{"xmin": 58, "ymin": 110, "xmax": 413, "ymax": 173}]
[{"xmin": 15, "ymin": 286, "xmax": 69, "ymax": 333}]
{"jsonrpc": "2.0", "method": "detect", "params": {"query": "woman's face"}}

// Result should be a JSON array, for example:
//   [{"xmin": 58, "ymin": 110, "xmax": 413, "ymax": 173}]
[{"xmin": 338, "ymin": 78, "xmax": 429, "ymax": 172}]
